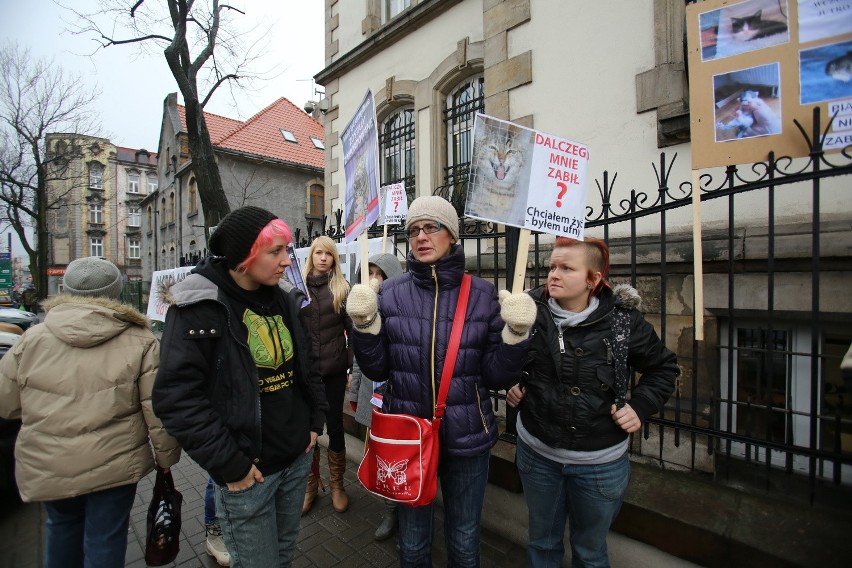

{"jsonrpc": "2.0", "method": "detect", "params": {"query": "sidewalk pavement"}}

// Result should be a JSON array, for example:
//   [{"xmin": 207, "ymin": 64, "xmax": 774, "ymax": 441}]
[{"xmin": 0, "ymin": 432, "xmax": 698, "ymax": 567}]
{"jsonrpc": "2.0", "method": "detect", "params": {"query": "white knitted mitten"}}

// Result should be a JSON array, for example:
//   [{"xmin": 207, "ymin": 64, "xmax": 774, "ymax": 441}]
[
  {"xmin": 347, "ymin": 280, "xmax": 381, "ymax": 335},
  {"xmin": 498, "ymin": 290, "xmax": 536, "ymax": 345}
]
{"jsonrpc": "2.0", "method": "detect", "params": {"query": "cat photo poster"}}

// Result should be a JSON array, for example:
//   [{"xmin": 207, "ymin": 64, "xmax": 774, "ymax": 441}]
[
  {"xmin": 341, "ymin": 90, "xmax": 381, "ymax": 244},
  {"xmin": 466, "ymin": 113, "xmax": 591, "ymax": 239},
  {"xmin": 700, "ymin": 0, "xmax": 790, "ymax": 62}
]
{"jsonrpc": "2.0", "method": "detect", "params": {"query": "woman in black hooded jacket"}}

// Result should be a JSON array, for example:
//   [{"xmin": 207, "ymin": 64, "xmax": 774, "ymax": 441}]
[{"xmin": 507, "ymin": 236, "xmax": 678, "ymax": 568}]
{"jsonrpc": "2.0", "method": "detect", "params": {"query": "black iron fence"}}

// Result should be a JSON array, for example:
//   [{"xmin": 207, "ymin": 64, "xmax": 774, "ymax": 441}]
[{"xmin": 316, "ymin": 109, "xmax": 851, "ymax": 506}]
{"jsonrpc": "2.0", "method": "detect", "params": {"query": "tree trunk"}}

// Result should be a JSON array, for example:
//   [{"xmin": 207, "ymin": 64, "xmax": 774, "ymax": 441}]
[{"xmin": 183, "ymin": 98, "xmax": 230, "ymax": 229}]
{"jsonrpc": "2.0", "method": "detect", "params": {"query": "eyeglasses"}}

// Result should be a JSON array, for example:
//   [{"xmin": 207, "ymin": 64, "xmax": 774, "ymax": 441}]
[{"xmin": 407, "ymin": 223, "xmax": 443, "ymax": 239}]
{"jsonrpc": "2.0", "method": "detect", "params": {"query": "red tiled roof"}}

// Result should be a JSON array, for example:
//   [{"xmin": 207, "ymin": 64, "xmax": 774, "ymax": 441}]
[{"xmin": 177, "ymin": 98, "xmax": 324, "ymax": 170}]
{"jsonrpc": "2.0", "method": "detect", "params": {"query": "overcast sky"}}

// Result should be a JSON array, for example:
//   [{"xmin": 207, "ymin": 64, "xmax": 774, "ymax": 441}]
[{"xmin": 0, "ymin": 0, "xmax": 326, "ymax": 150}]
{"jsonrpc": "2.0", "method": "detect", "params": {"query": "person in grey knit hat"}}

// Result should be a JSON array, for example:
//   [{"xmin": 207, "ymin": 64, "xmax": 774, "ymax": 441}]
[
  {"xmin": 63, "ymin": 257, "xmax": 124, "ymax": 299},
  {"xmin": 346, "ymin": 253, "xmax": 403, "ymax": 541},
  {"xmin": 0, "ymin": 255, "xmax": 180, "ymax": 568}
]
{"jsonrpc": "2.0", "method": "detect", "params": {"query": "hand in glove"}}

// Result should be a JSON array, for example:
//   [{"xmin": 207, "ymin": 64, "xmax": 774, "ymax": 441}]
[
  {"xmin": 346, "ymin": 278, "xmax": 382, "ymax": 335},
  {"xmin": 498, "ymin": 290, "xmax": 536, "ymax": 345}
]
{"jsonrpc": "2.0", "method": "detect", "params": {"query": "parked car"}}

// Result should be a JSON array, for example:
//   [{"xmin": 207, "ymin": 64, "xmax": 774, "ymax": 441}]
[
  {"xmin": 0, "ymin": 330, "xmax": 21, "ymax": 499},
  {"xmin": 0, "ymin": 291, "xmax": 14, "ymax": 307},
  {"xmin": 0, "ymin": 308, "xmax": 38, "ymax": 331}
]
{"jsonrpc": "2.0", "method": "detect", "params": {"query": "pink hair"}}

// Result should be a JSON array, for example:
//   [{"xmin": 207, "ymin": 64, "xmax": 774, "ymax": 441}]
[
  {"xmin": 235, "ymin": 219, "xmax": 292, "ymax": 272},
  {"xmin": 553, "ymin": 236, "xmax": 612, "ymax": 296}
]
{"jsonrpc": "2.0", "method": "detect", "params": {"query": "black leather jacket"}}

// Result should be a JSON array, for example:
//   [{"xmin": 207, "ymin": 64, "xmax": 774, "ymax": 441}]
[
  {"xmin": 518, "ymin": 284, "xmax": 678, "ymax": 452},
  {"xmin": 152, "ymin": 258, "xmax": 327, "ymax": 484}
]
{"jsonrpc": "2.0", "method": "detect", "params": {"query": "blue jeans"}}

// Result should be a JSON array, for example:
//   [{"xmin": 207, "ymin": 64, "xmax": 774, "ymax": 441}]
[
  {"xmin": 204, "ymin": 477, "xmax": 217, "ymax": 526},
  {"xmin": 215, "ymin": 450, "xmax": 311, "ymax": 568},
  {"xmin": 397, "ymin": 450, "xmax": 490, "ymax": 567},
  {"xmin": 516, "ymin": 438, "xmax": 630, "ymax": 568},
  {"xmin": 44, "ymin": 482, "xmax": 137, "ymax": 568}
]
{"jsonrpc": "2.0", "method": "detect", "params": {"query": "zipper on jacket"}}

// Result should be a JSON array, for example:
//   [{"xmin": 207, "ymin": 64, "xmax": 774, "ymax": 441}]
[
  {"xmin": 603, "ymin": 338, "xmax": 613, "ymax": 364},
  {"xmin": 430, "ymin": 265, "xmax": 439, "ymax": 419},
  {"xmin": 475, "ymin": 389, "xmax": 490, "ymax": 434},
  {"xmin": 557, "ymin": 332, "xmax": 565, "ymax": 354}
]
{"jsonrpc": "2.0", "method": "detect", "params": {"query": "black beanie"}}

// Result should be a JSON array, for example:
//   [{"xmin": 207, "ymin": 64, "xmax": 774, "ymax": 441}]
[{"xmin": 208, "ymin": 206, "xmax": 278, "ymax": 268}]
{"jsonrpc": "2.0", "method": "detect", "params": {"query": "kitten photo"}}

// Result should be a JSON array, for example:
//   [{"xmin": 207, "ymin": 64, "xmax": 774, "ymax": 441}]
[
  {"xmin": 826, "ymin": 52, "xmax": 852, "ymax": 82},
  {"xmin": 730, "ymin": 10, "xmax": 787, "ymax": 42},
  {"xmin": 701, "ymin": 0, "xmax": 790, "ymax": 62},
  {"xmin": 717, "ymin": 90, "xmax": 759, "ymax": 139},
  {"xmin": 465, "ymin": 119, "xmax": 533, "ymax": 227}
]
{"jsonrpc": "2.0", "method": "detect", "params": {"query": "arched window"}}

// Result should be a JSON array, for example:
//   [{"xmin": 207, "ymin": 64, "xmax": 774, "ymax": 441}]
[
  {"xmin": 444, "ymin": 75, "xmax": 484, "ymax": 210},
  {"xmin": 308, "ymin": 183, "xmax": 324, "ymax": 218},
  {"xmin": 169, "ymin": 192, "xmax": 176, "ymax": 223},
  {"xmin": 380, "ymin": 107, "xmax": 415, "ymax": 203},
  {"xmin": 160, "ymin": 198, "xmax": 166, "ymax": 226},
  {"xmin": 188, "ymin": 178, "xmax": 198, "ymax": 215}
]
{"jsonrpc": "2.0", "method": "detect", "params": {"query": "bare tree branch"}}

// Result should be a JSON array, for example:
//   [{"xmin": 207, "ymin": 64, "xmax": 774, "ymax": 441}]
[{"xmin": 0, "ymin": 43, "xmax": 101, "ymax": 298}]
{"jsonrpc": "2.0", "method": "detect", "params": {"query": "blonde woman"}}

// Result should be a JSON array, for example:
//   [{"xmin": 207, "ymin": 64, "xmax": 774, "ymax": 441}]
[{"xmin": 300, "ymin": 235, "xmax": 353, "ymax": 514}]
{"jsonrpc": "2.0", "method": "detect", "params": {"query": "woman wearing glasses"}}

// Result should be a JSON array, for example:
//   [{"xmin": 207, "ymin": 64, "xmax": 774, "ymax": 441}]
[{"xmin": 347, "ymin": 195, "xmax": 537, "ymax": 567}]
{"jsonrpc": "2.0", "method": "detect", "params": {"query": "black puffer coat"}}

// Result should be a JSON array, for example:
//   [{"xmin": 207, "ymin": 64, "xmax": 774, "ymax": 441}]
[{"xmin": 519, "ymin": 284, "xmax": 678, "ymax": 452}]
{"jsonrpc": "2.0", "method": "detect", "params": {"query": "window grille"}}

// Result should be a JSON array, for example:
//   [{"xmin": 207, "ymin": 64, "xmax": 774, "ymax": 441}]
[
  {"xmin": 379, "ymin": 107, "xmax": 416, "ymax": 203},
  {"xmin": 443, "ymin": 76, "xmax": 484, "ymax": 214}
]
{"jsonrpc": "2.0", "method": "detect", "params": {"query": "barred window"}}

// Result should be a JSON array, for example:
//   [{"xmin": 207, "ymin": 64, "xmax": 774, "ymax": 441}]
[
  {"xmin": 379, "ymin": 107, "xmax": 415, "ymax": 203},
  {"xmin": 444, "ymin": 75, "xmax": 484, "ymax": 212}
]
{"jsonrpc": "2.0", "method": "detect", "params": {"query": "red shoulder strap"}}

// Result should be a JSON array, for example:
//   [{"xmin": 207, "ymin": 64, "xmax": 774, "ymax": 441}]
[{"xmin": 434, "ymin": 274, "xmax": 471, "ymax": 419}]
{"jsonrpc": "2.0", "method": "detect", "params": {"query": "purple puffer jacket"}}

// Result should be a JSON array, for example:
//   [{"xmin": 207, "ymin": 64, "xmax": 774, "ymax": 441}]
[{"xmin": 351, "ymin": 245, "xmax": 531, "ymax": 457}]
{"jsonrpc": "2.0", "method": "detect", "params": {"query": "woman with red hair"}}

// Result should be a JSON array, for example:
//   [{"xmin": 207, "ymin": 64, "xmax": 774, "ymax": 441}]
[
  {"xmin": 507, "ymin": 237, "xmax": 678, "ymax": 568},
  {"xmin": 153, "ymin": 206, "xmax": 328, "ymax": 568}
]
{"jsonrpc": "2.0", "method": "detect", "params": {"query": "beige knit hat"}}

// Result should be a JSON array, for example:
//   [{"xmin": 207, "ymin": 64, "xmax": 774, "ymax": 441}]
[{"xmin": 406, "ymin": 195, "xmax": 460, "ymax": 241}]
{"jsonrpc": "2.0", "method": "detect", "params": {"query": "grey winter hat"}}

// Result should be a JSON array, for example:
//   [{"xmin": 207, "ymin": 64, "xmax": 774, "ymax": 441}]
[
  {"xmin": 406, "ymin": 195, "xmax": 460, "ymax": 242},
  {"xmin": 63, "ymin": 257, "xmax": 124, "ymax": 299},
  {"xmin": 356, "ymin": 253, "xmax": 403, "ymax": 283}
]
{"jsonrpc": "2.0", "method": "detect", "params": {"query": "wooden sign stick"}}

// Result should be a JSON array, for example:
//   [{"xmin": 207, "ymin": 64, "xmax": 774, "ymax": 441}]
[
  {"xmin": 511, "ymin": 229, "xmax": 531, "ymax": 294},
  {"xmin": 359, "ymin": 231, "xmax": 370, "ymax": 285},
  {"xmin": 691, "ymin": 169, "xmax": 705, "ymax": 341}
]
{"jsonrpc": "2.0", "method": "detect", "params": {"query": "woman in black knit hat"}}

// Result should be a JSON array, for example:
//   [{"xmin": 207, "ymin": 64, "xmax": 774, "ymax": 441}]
[{"xmin": 152, "ymin": 206, "xmax": 328, "ymax": 568}]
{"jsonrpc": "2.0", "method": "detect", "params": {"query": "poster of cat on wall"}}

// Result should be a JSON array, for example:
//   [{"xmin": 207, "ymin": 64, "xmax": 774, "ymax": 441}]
[
  {"xmin": 466, "ymin": 114, "xmax": 590, "ymax": 239},
  {"xmin": 700, "ymin": 0, "xmax": 790, "ymax": 62}
]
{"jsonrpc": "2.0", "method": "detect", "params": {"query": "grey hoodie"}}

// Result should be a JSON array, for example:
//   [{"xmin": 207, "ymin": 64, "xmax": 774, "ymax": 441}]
[{"xmin": 348, "ymin": 253, "xmax": 403, "ymax": 426}]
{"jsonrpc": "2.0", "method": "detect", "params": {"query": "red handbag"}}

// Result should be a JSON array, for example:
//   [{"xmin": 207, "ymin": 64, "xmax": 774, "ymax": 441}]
[{"xmin": 357, "ymin": 274, "xmax": 471, "ymax": 507}]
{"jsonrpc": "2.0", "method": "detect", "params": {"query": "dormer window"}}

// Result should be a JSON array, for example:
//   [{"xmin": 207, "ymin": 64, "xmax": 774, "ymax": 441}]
[{"xmin": 280, "ymin": 129, "xmax": 297, "ymax": 143}]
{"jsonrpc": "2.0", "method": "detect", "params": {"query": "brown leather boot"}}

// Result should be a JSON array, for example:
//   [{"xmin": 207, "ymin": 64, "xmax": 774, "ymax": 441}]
[
  {"xmin": 327, "ymin": 449, "xmax": 349, "ymax": 513},
  {"xmin": 302, "ymin": 445, "xmax": 323, "ymax": 515}
]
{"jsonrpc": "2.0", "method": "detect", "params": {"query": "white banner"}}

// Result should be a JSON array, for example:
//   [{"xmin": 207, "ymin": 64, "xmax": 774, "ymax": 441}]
[{"xmin": 465, "ymin": 113, "xmax": 590, "ymax": 239}]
